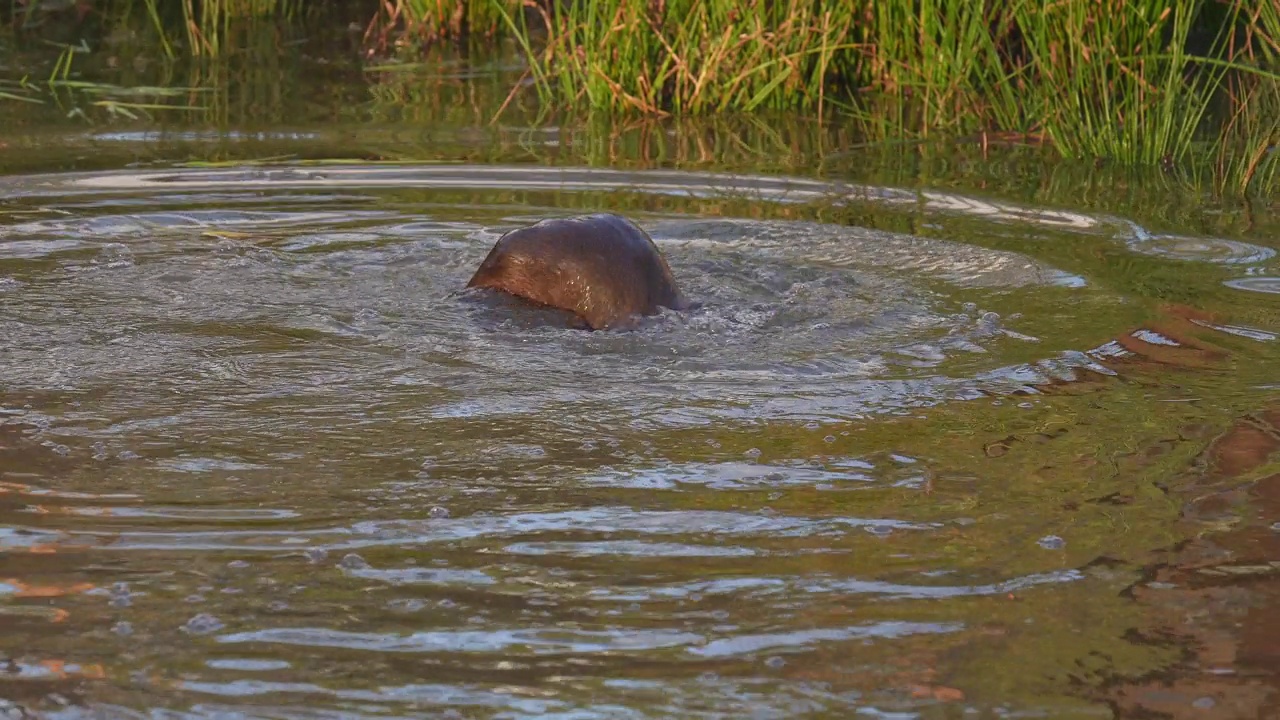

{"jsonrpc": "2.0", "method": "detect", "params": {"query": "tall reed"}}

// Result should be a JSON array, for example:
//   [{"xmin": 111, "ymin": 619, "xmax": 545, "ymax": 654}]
[
  {"xmin": 114, "ymin": 0, "xmax": 301, "ymax": 57},
  {"xmin": 500, "ymin": 0, "xmax": 858, "ymax": 115},
  {"xmin": 851, "ymin": 0, "xmax": 1016, "ymax": 136},
  {"xmin": 497, "ymin": 0, "xmax": 1277, "ymax": 184},
  {"xmin": 366, "ymin": 0, "xmax": 523, "ymax": 48},
  {"xmin": 1005, "ymin": 1, "xmax": 1228, "ymax": 165}
]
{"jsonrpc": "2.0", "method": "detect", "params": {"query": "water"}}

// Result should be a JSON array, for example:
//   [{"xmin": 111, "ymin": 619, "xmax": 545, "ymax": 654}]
[{"xmin": 2, "ymin": 117, "xmax": 1280, "ymax": 720}]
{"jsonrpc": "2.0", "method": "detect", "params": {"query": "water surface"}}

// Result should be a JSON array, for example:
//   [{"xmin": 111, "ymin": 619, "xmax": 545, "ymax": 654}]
[{"xmin": 2, "ymin": 155, "xmax": 1279, "ymax": 718}]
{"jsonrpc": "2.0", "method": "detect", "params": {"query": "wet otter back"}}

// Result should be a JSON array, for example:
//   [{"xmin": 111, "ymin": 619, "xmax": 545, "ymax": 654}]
[{"xmin": 466, "ymin": 213, "xmax": 687, "ymax": 330}]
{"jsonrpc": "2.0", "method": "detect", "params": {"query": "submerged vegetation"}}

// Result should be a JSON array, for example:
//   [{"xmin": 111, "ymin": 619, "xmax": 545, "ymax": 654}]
[{"xmin": 0, "ymin": 0, "xmax": 1277, "ymax": 195}]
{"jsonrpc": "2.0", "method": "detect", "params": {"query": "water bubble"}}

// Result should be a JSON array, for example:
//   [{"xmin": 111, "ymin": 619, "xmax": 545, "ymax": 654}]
[
  {"xmin": 428, "ymin": 505, "xmax": 451, "ymax": 519},
  {"xmin": 181, "ymin": 613, "xmax": 224, "ymax": 635},
  {"xmin": 765, "ymin": 656, "xmax": 787, "ymax": 669},
  {"xmin": 744, "ymin": 448, "xmax": 762, "ymax": 458},
  {"xmin": 112, "ymin": 621, "xmax": 133, "ymax": 636},
  {"xmin": 304, "ymin": 548, "xmax": 328, "ymax": 564},
  {"xmin": 338, "ymin": 553, "xmax": 371, "ymax": 571},
  {"xmin": 227, "ymin": 560, "xmax": 250, "ymax": 569},
  {"xmin": 1037, "ymin": 535, "xmax": 1065, "ymax": 550},
  {"xmin": 864, "ymin": 525, "xmax": 894, "ymax": 537},
  {"xmin": 185, "ymin": 594, "xmax": 205, "ymax": 603},
  {"xmin": 267, "ymin": 601, "xmax": 289, "ymax": 612},
  {"xmin": 91, "ymin": 442, "xmax": 110, "ymax": 460},
  {"xmin": 824, "ymin": 435, "xmax": 836, "ymax": 443},
  {"xmin": 117, "ymin": 450, "xmax": 141, "ymax": 460},
  {"xmin": 95, "ymin": 243, "xmax": 135, "ymax": 269}
]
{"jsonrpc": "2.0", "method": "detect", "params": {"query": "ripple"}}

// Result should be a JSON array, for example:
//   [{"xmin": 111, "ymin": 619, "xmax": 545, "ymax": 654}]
[
  {"xmin": 218, "ymin": 626, "xmax": 706, "ymax": 654},
  {"xmin": 91, "ymin": 130, "xmax": 323, "ymax": 142},
  {"xmin": 172, "ymin": 680, "xmax": 569, "ymax": 715},
  {"xmin": 204, "ymin": 658, "xmax": 292, "ymax": 671},
  {"xmin": 0, "ymin": 163, "xmax": 1150, "ymax": 432},
  {"xmin": 584, "ymin": 569, "xmax": 1084, "ymax": 602},
  {"xmin": 1126, "ymin": 234, "xmax": 1275, "ymax": 264},
  {"xmin": 582, "ymin": 461, "xmax": 875, "ymax": 491},
  {"xmin": 502, "ymin": 541, "xmax": 760, "ymax": 557},
  {"xmin": 0, "ymin": 481, "xmax": 140, "ymax": 500},
  {"xmin": 1189, "ymin": 319, "xmax": 1277, "ymax": 342},
  {"xmin": 216, "ymin": 621, "xmax": 965, "ymax": 660},
  {"xmin": 686, "ymin": 622, "xmax": 963, "ymax": 658},
  {"xmin": 0, "ymin": 160, "xmax": 1255, "ymax": 720},
  {"xmin": 0, "ymin": 209, "xmax": 394, "ymax": 243},
  {"xmin": 74, "ymin": 507, "xmax": 301, "ymax": 521},
  {"xmin": 1224, "ymin": 276, "xmax": 1280, "ymax": 294},
  {"xmin": 75, "ymin": 508, "xmax": 941, "ymax": 552},
  {"xmin": 339, "ymin": 563, "xmax": 497, "ymax": 586},
  {"xmin": 0, "ymin": 163, "xmax": 1237, "ymax": 251}
]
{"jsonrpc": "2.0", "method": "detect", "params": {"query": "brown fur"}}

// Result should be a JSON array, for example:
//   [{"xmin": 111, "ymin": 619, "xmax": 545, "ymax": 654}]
[{"xmin": 466, "ymin": 213, "xmax": 689, "ymax": 330}]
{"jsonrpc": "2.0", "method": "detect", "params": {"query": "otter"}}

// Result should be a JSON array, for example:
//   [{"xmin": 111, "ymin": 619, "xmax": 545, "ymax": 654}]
[{"xmin": 466, "ymin": 213, "xmax": 689, "ymax": 330}]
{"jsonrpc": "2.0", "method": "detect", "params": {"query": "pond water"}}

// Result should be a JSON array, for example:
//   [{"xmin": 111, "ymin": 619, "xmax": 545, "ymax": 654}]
[{"xmin": 3, "ymin": 50, "xmax": 1280, "ymax": 720}]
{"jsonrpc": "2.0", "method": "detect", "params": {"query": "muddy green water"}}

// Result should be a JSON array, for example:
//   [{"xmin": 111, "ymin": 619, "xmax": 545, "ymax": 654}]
[{"xmin": 3, "ymin": 50, "xmax": 1280, "ymax": 720}]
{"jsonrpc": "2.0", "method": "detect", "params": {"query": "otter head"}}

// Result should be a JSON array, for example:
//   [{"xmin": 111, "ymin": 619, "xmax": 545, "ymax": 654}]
[{"xmin": 466, "ymin": 213, "xmax": 688, "ymax": 330}]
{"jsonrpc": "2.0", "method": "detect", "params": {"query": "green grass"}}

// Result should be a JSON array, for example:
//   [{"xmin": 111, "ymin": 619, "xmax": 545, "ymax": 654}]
[
  {"xmin": 492, "ymin": 0, "xmax": 1278, "ymax": 191},
  {"xmin": 1005, "ymin": 1, "xmax": 1227, "ymax": 165},
  {"xmin": 497, "ymin": 0, "xmax": 859, "ymax": 116},
  {"xmin": 366, "ymin": 0, "xmax": 523, "ymax": 47},
  {"xmin": 146, "ymin": 0, "xmax": 302, "ymax": 58}
]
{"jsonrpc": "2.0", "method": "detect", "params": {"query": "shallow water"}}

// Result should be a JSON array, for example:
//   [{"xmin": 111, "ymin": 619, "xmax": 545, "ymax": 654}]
[{"xmin": 2, "ymin": 157, "xmax": 1280, "ymax": 719}]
